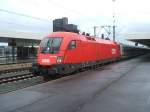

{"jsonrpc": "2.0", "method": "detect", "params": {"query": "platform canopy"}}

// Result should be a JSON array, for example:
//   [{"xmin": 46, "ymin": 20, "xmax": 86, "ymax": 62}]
[
  {"xmin": 125, "ymin": 33, "xmax": 150, "ymax": 47},
  {"xmin": 0, "ymin": 10, "xmax": 52, "ymax": 41},
  {"xmin": 123, "ymin": 22, "xmax": 150, "ymax": 47}
]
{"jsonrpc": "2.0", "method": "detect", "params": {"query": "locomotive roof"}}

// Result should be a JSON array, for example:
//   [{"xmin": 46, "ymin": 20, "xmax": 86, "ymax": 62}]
[{"xmin": 47, "ymin": 32, "xmax": 118, "ymax": 45}]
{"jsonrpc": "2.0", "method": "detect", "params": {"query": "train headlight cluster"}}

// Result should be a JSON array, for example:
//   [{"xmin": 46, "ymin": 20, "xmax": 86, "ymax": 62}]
[{"xmin": 56, "ymin": 56, "xmax": 63, "ymax": 63}]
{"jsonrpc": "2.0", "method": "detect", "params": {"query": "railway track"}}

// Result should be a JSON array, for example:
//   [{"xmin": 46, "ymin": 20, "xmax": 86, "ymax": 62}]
[
  {"xmin": 0, "ymin": 69, "xmax": 44, "ymax": 94},
  {"xmin": 0, "ymin": 73, "xmax": 36, "ymax": 84},
  {"xmin": 0, "ymin": 62, "xmax": 32, "ymax": 73},
  {"xmin": 0, "ymin": 69, "xmax": 30, "ymax": 77},
  {"xmin": 0, "ymin": 68, "xmax": 41, "ymax": 84}
]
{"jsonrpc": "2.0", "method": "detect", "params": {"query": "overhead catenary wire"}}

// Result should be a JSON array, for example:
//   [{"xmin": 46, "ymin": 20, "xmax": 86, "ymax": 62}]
[
  {"xmin": 0, "ymin": 19, "xmax": 51, "ymax": 30},
  {"xmin": 0, "ymin": 9, "xmax": 52, "ymax": 31},
  {"xmin": 0, "ymin": 2, "xmax": 94, "ymax": 35},
  {"xmin": 0, "ymin": 8, "xmax": 51, "ymax": 22},
  {"xmin": 0, "ymin": 2, "xmax": 84, "ymax": 28}
]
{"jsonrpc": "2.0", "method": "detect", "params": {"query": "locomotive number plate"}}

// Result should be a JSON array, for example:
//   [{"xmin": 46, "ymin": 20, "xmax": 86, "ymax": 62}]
[{"xmin": 42, "ymin": 59, "xmax": 50, "ymax": 63}]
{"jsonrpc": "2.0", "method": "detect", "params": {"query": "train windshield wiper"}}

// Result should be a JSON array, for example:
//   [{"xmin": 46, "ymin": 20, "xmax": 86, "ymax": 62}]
[{"xmin": 47, "ymin": 38, "xmax": 56, "ymax": 54}]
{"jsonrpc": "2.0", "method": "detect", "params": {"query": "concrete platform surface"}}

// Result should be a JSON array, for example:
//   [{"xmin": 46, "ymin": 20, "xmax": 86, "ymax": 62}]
[{"xmin": 0, "ymin": 54, "xmax": 150, "ymax": 112}]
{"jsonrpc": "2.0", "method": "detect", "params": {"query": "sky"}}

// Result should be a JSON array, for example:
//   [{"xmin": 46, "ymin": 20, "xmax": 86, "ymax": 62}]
[{"xmin": 0, "ymin": 0, "xmax": 150, "ymax": 44}]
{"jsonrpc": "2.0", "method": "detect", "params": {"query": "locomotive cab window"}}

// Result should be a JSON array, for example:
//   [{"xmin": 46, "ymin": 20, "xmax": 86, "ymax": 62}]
[
  {"xmin": 68, "ymin": 40, "xmax": 76, "ymax": 49},
  {"xmin": 40, "ymin": 37, "xmax": 63, "ymax": 54}
]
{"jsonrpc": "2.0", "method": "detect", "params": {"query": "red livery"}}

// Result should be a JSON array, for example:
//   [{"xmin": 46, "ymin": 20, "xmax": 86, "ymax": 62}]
[{"xmin": 33, "ymin": 32, "xmax": 121, "ymax": 75}]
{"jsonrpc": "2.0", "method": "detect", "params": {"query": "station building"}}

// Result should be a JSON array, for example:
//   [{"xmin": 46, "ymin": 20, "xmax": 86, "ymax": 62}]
[
  {"xmin": 0, "ymin": 10, "xmax": 52, "ymax": 61},
  {"xmin": 53, "ymin": 17, "xmax": 79, "ymax": 33}
]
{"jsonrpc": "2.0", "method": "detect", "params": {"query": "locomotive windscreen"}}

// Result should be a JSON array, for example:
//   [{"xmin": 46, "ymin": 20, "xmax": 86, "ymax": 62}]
[{"xmin": 40, "ymin": 37, "xmax": 63, "ymax": 54}]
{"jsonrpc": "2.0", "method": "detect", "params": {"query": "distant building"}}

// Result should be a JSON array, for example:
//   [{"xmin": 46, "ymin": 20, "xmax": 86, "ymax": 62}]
[{"xmin": 53, "ymin": 17, "xmax": 79, "ymax": 33}]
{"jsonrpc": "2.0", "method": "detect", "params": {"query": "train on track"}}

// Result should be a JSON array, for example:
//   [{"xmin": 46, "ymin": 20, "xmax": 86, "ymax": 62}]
[{"xmin": 32, "ymin": 32, "xmax": 149, "ymax": 76}]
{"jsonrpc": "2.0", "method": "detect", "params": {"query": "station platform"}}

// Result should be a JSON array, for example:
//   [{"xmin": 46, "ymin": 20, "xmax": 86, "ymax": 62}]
[
  {"xmin": 0, "ymin": 54, "xmax": 150, "ymax": 112},
  {"xmin": 0, "ymin": 57, "xmax": 35, "ymax": 65}
]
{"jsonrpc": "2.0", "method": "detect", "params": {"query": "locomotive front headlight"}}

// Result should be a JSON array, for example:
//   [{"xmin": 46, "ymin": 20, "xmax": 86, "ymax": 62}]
[{"xmin": 56, "ymin": 56, "xmax": 63, "ymax": 63}]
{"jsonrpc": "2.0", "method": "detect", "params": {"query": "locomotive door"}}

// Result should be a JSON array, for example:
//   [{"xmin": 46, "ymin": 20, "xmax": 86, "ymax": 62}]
[{"xmin": 64, "ymin": 40, "xmax": 82, "ymax": 64}]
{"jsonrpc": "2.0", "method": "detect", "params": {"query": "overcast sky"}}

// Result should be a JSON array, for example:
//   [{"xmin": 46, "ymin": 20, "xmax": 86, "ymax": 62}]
[{"xmin": 0, "ymin": 0, "xmax": 150, "ymax": 44}]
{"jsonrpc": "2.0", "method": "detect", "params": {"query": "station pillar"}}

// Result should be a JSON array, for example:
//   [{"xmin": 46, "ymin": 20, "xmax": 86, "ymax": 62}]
[{"xmin": 8, "ymin": 39, "xmax": 16, "ymax": 62}]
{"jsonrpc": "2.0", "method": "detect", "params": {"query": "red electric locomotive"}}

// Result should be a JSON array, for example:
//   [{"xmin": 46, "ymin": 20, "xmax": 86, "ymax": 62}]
[{"xmin": 32, "ymin": 32, "xmax": 121, "ymax": 75}]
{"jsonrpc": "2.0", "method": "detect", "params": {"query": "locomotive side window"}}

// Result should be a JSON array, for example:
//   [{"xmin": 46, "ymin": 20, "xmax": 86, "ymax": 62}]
[{"xmin": 68, "ymin": 40, "xmax": 76, "ymax": 49}]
